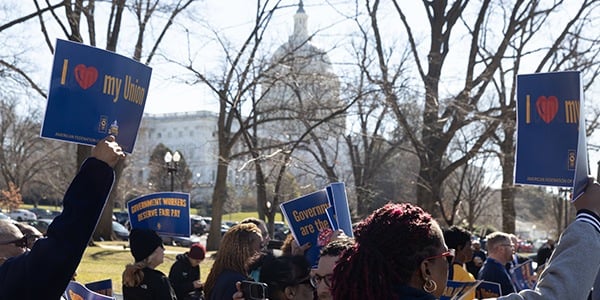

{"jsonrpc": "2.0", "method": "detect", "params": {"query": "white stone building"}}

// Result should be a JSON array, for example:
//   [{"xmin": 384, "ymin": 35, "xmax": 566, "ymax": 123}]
[{"xmin": 125, "ymin": 1, "xmax": 349, "ymax": 206}]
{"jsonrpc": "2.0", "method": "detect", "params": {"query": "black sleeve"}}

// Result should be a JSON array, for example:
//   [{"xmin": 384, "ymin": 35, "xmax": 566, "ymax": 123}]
[
  {"xmin": 169, "ymin": 260, "xmax": 196, "ymax": 296},
  {"xmin": 0, "ymin": 158, "xmax": 114, "ymax": 299}
]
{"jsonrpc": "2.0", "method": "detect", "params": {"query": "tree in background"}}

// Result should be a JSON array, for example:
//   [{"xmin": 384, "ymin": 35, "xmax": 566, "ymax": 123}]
[
  {"xmin": 0, "ymin": 0, "xmax": 196, "ymax": 240},
  {"xmin": 147, "ymin": 143, "xmax": 193, "ymax": 193},
  {"xmin": 0, "ymin": 182, "xmax": 23, "ymax": 211}
]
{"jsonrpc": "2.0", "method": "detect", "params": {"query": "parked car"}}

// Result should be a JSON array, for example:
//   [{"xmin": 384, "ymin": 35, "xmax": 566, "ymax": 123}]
[
  {"xmin": 28, "ymin": 208, "xmax": 60, "ymax": 220},
  {"xmin": 27, "ymin": 219, "xmax": 53, "ymax": 235},
  {"xmin": 0, "ymin": 212, "xmax": 13, "ymax": 222},
  {"xmin": 113, "ymin": 211, "xmax": 129, "ymax": 225},
  {"xmin": 191, "ymin": 215, "xmax": 207, "ymax": 235},
  {"xmin": 160, "ymin": 234, "xmax": 201, "ymax": 247},
  {"xmin": 273, "ymin": 221, "xmax": 289, "ymax": 241},
  {"xmin": 223, "ymin": 220, "xmax": 238, "ymax": 228},
  {"xmin": 8, "ymin": 209, "xmax": 37, "ymax": 221},
  {"xmin": 112, "ymin": 221, "xmax": 130, "ymax": 241}
]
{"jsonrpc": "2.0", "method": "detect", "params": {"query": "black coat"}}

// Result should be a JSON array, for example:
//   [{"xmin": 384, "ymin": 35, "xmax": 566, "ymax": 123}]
[
  {"xmin": 169, "ymin": 253, "xmax": 202, "ymax": 300},
  {"xmin": 123, "ymin": 267, "xmax": 177, "ymax": 300},
  {"xmin": 0, "ymin": 158, "xmax": 114, "ymax": 300}
]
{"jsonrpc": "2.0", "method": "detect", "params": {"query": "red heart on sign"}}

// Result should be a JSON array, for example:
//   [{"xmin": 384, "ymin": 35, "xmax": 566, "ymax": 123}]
[
  {"xmin": 535, "ymin": 95, "xmax": 558, "ymax": 124},
  {"xmin": 74, "ymin": 64, "xmax": 98, "ymax": 90}
]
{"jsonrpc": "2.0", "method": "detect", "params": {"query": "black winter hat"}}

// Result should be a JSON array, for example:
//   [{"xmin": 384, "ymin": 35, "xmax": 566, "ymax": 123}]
[{"xmin": 129, "ymin": 228, "xmax": 163, "ymax": 262}]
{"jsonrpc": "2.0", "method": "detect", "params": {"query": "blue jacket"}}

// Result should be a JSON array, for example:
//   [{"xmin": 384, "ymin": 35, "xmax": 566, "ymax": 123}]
[
  {"xmin": 0, "ymin": 158, "xmax": 114, "ymax": 299},
  {"xmin": 208, "ymin": 269, "xmax": 248, "ymax": 300}
]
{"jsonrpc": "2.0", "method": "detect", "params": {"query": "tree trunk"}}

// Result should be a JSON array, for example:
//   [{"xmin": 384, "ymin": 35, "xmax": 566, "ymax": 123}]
[{"xmin": 206, "ymin": 157, "xmax": 229, "ymax": 251}]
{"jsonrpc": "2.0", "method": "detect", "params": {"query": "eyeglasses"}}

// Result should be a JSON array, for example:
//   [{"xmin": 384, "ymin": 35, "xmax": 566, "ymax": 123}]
[
  {"xmin": 310, "ymin": 273, "xmax": 333, "ymax": 288},
  {"xmin": 500, "ymin": 244, "xmax": 515, "ymax": 249},
  {"xmin": 0, "ymin": 234, "xmax": 41, "ymax": 248},
  {"xmin": 424, "ymin": 249, "xmax": 455, "ymax": 266}
]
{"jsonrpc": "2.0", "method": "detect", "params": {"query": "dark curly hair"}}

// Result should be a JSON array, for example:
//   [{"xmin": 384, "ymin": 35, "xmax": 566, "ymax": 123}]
[{"xmin": 331, "ymin": 203, "xmax": 442, "ymax": 300}]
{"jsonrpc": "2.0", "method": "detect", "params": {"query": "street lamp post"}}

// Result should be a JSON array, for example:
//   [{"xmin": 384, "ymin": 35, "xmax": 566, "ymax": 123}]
[{"xmin": 164, "ymin": 150, "xmax": 181, "ymax": 191}]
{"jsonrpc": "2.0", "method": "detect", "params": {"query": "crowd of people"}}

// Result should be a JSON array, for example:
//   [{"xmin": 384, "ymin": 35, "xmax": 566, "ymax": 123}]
[{"xmin": 1, "ymin": 136, "xmax": 600, "ymax": 300}]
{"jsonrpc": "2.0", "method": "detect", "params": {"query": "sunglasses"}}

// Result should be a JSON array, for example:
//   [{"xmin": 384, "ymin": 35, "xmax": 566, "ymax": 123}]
[
  {"xmin": 424, "ymin": 248, "xmax": 455, "ymax": 266},
  {"xmin": 0, "ymin": 234, "xmax": 41, "ymax": 248}
]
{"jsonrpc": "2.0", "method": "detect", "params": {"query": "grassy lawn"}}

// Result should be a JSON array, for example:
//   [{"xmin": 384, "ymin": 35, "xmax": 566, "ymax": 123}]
[
  {"xmin": 16, "ymin": 205, "xmax": 283, "ymax": 294},
  {"xmin": 77, "ymin": 242, "xmax": 216, "ymax": 295}
]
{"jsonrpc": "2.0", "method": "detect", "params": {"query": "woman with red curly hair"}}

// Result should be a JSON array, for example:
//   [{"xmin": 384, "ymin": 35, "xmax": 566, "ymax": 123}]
[{"xmin": 331, "ymin": 203, "xmax": 451, "ymax": 300}]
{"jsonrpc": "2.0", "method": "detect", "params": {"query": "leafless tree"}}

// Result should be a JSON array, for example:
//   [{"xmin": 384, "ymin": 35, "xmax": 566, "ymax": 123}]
[
  {"xmin": 489, "ymin": 0, "xmax": 600, "ymax": 232},
  {"xmin": 0, "ymin": 0, "xmax": 196, "ymax": 239}
]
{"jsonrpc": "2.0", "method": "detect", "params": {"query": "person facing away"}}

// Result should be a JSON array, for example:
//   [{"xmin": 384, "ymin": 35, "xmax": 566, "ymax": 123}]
[
  {"xmin": 0, "ymin": 135, "xmax": 124, "ymax": 300},
  {"xmin": 478, "ymin": 231, "xmax": 517, "ymax": 295},
  {"xmin": 506, "ymin": 234, "xmax": 535, "ymax": 291},
  {"xmin": 122, "ymin": 228, "xmax": 177, "ymax": 300},
  {"xmin": 331, "ymin": 202, "xmax": 451, "ymax": 300},
  {"xmin": 204, "ymin": 223, "xmax": 263, "ymax": 300},
  {"xmin": 259, "ymin": 255, "xmax": 314, "ymax": 300},
  {"xmin": 535, "ymin": 238, "xmax": 555, "ymax": 273},
  {"xmin": 311, "ymin": 237, "xmax": 354, "ymax": 300},
  {"xmin": 466, "ymin": 239, "xmax": 486, "ymax": 278},
  {"xmin": 169, "ymin": 243, "xmax": 206, "ymax": 300},
  {"xmin": 443, "ymin": 225, "xmax": 476, "ymax": 300}
]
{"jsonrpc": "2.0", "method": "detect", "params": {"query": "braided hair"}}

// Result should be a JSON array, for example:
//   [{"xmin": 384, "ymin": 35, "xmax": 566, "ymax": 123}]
[
  {"xmin": 331, "ymin": 203, "xmax": 442, "ymax": 300},
  {"xmin": 204, "ymin": 223, "xmax": 262, "ymax": 298}
]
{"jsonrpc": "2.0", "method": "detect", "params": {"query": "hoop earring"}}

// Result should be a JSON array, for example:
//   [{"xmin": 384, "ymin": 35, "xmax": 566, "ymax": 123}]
[{"xmin": 423, "ymin": 278, "xmax": 437, "ymax": 293}]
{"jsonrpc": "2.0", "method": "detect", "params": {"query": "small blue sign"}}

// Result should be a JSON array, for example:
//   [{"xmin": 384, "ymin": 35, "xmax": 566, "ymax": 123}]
[
  {"xmin": 63, "ymin": 281, "xmax": 115, "ymax": 300},
  {"xmin": 127, "ymin": 192, "xmax": 191, "ymax": 237},
  {"xmin": 326, "ymin": 182, "xmax": 353, "ymax": 238},
  {"xmin": 280, "ymin": 190, "xmax": 333, "ymax": 268},
  {"xmin": 476, "ymin": 281, "xmax": 502, "ymax": 298},
  {"xmin": 41, "ymin": 39, "xmax": 152, "ymax": 154}
]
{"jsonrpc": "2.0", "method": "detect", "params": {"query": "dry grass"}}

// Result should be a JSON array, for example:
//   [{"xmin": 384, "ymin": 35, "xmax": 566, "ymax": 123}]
[{"xmin": 76, "ymin": 241, "xmax": 215, "ymax": 295}]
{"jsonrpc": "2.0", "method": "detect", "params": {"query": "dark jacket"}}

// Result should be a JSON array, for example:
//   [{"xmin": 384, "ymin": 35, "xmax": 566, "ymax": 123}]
[
  {"xmin": 393, "ymin": 285, "xmax": 437, "ymax": 300},
  {"xmin": 0, "ymin": 158, "xmax": 114, "ymax": 300},
  {"xmin": 169, "ymin": 253, "xmax": 201, "ymax": 300},
  {"xmin": 208, "ymin": 269, "xmax": 248, "ymax": 300},
  {"xmin": 123, "ymin": 267, "xmax": 177, "ymax": 300},
  {"xmin": 478, "ymin": 257, "xmax": 516, "ymax": 296}
]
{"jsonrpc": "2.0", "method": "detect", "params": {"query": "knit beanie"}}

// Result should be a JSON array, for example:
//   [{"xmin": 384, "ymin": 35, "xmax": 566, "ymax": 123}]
[
  {"xmin": 188, "ymin": 243, "xmax": 206, "ymax": 260},
  {"xmin": 129, "ymin": 228, "xmax": 163, "ymax": 262}
]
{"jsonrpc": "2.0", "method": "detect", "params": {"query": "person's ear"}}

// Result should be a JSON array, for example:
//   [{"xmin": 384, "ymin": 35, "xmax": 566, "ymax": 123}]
[
  {"xmin": 420, "ymin": 259, "xmax": 432, "ymax": 280},
  {"xmin": 284, "ymin": 286, "xmax": 296, "ymax": 299}
]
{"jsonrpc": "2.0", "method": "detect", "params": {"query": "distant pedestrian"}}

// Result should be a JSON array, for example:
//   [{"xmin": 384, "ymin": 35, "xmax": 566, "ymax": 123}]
[
  {"xmin": 535, "ymin": 238, "xmax": 555, "ymax": 273},
  {"xmin": 122, "ymin": 228, "xmax": 176, "ymax": 300},
  {"xmin": 169, "ymin": 243, "xmax": 206, "ymax": 300},
  {"xmin": 466, "ymin": 239, "xmax": 486, "ymax": 278}
]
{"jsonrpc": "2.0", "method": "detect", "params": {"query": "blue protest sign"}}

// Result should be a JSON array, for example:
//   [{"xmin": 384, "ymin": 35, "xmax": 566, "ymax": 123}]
[
  {"xmin": 510, "ymin": 259, "xmax": 536, "ymax": 291},
  {"xmin": 63, "ymin": 281, "xmax": 115, "ymax": 300},
  {"xmin": 476, "ymin": 281, "xmax": 502, "ymax": 298},
  {"xmin": 326, "ymin": 182, "xmax": 354, "ymax": 238},
  {"xmin": 41, "ymin": 39, "xmax": 152, "ymax": 154},
  {"xmin": 127, "ymin": 192, "xmax": 190, "ymax": 237},
  {"xmin": 84, "ymin": 279, "xmax": 113, "ymax": 297},
  {"xmin": 280, "ymin": 190, "xmax": 334, "ymax": 267},
  {"xmin": 515, "ymin": 71, "xmax": 588, "ymax": 198}
]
